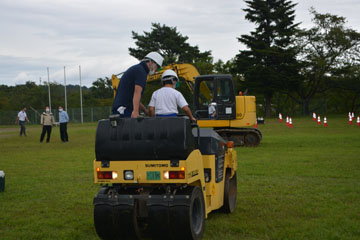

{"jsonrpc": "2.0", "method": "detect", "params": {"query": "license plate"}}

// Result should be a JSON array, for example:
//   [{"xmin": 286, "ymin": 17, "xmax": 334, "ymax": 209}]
[{"xmin": 147, "ymin": 171, "xmax": 160, "ymax": 180}]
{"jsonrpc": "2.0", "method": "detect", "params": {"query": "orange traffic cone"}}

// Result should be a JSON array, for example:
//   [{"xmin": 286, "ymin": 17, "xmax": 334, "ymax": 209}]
[
  {"xmin": 349, "ymin": 115, "xmax": 353, "ymax": 125},
  {"xmin": 352, "ymin": 112, "xmax": 355, "ymax": 118},
  {"xmin": 323, "ymin": 116, "xmax": 328, "ymax": 127},
  {"xmin": 289, "ymin": 117, "xmax": 293, "ymax": 128},
  {"xmin": 254, "ymin": 120, "xmax": 258, "ymax": 128},
  {"xmin": 286, "ymin": 116, "xmax": 289, "ymax": 126},
  {"xmin": 279, "ymin": 113, "xmax": 283, "ymax": 123},
  {"xmin": 312, "ymin": 112, "xmax": 316, "ymax": 121},
  {"xmin": 357, "ymin": 116, "xmax": 360, "ymax": 126},
  {"xmin": 317, "ymin": 116, "xmax": 321, "ymax": 125}
]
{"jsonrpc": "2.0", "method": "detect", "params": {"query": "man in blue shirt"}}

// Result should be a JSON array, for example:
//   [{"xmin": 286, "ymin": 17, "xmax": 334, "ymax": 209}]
[
  {"xmin": 58, "ymin": 106, "xmax": 69, "ymax": 142},
  {"xmin": 112, "ymin": 52, "xmax": 164, "ymax": 118}
]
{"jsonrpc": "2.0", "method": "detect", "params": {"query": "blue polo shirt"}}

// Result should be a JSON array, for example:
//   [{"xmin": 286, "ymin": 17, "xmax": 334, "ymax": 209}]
[
  {"xmin": 112, "ymin": 61, "xmax": 149, "ymax": 115},
  {"xmin": 59, "ymin": 111, "xmax": 69, "ymax": 123}
]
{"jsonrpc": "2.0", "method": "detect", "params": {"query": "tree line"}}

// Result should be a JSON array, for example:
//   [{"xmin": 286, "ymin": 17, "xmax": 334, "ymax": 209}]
[
  {"xmin": 0, "ymin": 80, "xmax": 113, "ymax": 111},
  {"xmin": 1, "ymin": 0, "xmax": 360, "ymax": 117}
]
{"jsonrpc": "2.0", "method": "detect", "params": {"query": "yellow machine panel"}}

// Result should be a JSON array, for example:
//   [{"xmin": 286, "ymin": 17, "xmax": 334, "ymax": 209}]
[
  {"xmin": 197, "ymin": 120, "xmax": 230, "ymax": 128},
  {"xmin": 231, "ymin": 95, "xmax": 257, "ymax": 127},
  {"xmin": 94, "ymin": 150, "xmax": 204, "ymax": 186},
  {"xmin": 94, "ymin": 148, "xmax": 237, "ymax": 217}
]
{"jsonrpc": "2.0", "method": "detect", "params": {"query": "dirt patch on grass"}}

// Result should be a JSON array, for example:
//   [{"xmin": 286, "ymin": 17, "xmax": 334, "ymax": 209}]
[
  {"xmin": 0, "ymin": 134, "xmax": 15, "ymax": 139},
  {"xmin": 0, "ymin": 128, "xmax": 19, "ymax": 138},
  {"xmin": 0, "ymin": 128, "xmax": 18, "ymax": 133}
]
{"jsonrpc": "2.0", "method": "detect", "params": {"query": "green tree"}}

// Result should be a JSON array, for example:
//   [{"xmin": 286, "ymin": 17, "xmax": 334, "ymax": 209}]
[
  {"xmin": 0, "ymin": 85, "xmax": 11, "ymax": 110},
  {"xmin": 129, "ymin": 23, "xmax": 213, "ymax": 73},
  {"xmin": 91, "ymin": 77, "xmax": 113, "ymax": 99},
  {"xmin": 128, "ymin": 23, "xmax": 214, "ymax": 107},
  {"xmin": 235, "ymin": 0, "xmax": 300, "ymax": 117},
  {"xmin": 292, "ymin": 8, "xmax": 360, "ymax": 115},
  {"xmin": 213, "ymin": 59, "xmax": 237, "ymax": 74},
  {"xmin": 0, "ymin": 81, "xmax": 107, "ymax": 114},
  {"xmin": 326, "ymin": 64, "xmax": 360, "ymax": 113}
]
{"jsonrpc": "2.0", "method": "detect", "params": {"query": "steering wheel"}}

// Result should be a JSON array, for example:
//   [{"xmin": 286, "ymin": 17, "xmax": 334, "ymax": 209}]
[{"xmin": 194, "ymin": 110, "xmax": 208, "ymax": 119}]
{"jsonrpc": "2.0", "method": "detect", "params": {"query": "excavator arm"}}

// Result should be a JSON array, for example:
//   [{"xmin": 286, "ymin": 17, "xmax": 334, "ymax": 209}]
[{"xmin": 112, "ymin": 63, "xmax": 212, "ymax": 100}]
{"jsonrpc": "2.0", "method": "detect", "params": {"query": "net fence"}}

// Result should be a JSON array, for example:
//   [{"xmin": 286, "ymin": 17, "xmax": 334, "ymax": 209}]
[{"xmin": 0, "ymin": 107, "xmax": 112, "ymax": 125}]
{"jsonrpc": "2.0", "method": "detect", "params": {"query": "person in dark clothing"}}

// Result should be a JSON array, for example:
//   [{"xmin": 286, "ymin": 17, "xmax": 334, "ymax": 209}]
[
  {"xmin": 40, "ymin": 106, "xmax": 55, "ymax": 143},
  {"xmin": 58, "ymin": 106, "xmax": 69, "ymax": 142},
  {"xmin": 112, "ymin": 52, "xmax": 163, "ymax": 118}
]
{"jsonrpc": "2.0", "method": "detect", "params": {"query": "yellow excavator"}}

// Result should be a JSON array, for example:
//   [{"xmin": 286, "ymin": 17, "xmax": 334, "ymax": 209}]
[{"xmin": 111, "ymin": 63, "xmax": 262, "ymax": 147}]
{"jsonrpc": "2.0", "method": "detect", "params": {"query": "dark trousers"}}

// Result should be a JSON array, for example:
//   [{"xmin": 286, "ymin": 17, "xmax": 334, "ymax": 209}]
[
  {"xmin": 19, "ymin": 121, "xmax": 26, "ymax": 136},
  {"xmin": 40, "ymin": 125, "xmax": 52, "ymax": 142},
  {"xmin": 60, "ymin": 123, "xmax": 68, "ymax": 142}
]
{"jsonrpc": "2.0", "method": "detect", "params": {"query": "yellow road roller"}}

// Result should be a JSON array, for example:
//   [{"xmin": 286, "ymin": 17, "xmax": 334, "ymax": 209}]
[{"xmin": 93, "ymin": 116, "xmax": 237, "ymax": 240}]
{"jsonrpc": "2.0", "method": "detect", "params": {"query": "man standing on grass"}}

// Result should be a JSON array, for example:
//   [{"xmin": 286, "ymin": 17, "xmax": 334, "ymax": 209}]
[
  {"xmin": 16, "ymin": 107, "xmax": 29, "ymax": 136},
  {"xmin": 58, "ymin": 106, "xmax": 69, "ymax": 142},
  {"xmin": 40, "ymin": 106, "xmax": 55, "ymax": 143}
]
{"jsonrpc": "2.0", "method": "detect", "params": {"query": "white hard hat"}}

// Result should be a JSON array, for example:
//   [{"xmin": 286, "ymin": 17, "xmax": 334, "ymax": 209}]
[
  {"xmin": 144, "ymin": 52, "xmax": 164, "ymax": 67},
  {"xmin": 161, "ymin": 69, "xmax": 178, "ymax": 83}
]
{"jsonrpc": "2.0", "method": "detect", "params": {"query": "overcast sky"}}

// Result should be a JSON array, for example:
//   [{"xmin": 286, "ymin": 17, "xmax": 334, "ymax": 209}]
[{"xmin": 0, "ymin": 0, "xmax": 359, "ymax": 87}]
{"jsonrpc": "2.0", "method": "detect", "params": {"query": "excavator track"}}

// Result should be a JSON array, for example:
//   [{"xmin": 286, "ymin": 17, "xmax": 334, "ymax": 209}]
[
  {"xmin": 215, "ymin": 128, "xmax": 262, "ymax": 147},
  {"xmin": 94, "ymin": 185, "xmax": 205, "ymax": 240}
]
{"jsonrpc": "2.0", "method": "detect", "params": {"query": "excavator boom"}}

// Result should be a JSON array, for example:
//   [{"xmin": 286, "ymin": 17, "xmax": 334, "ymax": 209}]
[{"xmin": 112, "ymin": 63, "xmax": 199, "ymax": 96}]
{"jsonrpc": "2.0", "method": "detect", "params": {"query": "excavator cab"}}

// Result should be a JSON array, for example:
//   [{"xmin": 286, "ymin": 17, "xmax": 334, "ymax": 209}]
[{"xmin": 194, "ymin": 75, "xmax": 236, "ymax": 120}]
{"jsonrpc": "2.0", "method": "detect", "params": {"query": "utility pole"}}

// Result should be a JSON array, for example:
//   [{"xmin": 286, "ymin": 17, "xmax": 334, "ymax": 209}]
[
  {"xmin": 79, "ymin": 65, "xmax": 83, "ymax": 124},
  {"xmin": 64, "ymin": 66, "xmax": 68, "ymax": 111},
  {"xmin": 47, "ymin": 67, "xmax": 52, "ymax": 111}
]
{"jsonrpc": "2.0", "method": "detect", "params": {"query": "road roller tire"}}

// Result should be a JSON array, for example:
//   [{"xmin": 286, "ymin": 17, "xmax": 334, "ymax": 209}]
[
  {"xmin": 222, "ymin": 170, "xmax": 237, "ymax": 213},
  {"xmin": 244, "ymin": 132, "xmax": 260, "ymax": 147},
  {"xmin": 169, "ymin": 186, "xmax": 205, "ymax": 240},
  {"xmin": 215, "ymin": 128, "xmax": 262, "ymax": 147},
  {"xmin": 94, "ymin": 188, "xmax": 135, "ymax": 240},
  {"xmin": 148, "ymin": 204, "xmax": 171, "ymax": 239},
  {"xmin": 133, "ymin": 199, "xmax": 150, "ymax": 239}
]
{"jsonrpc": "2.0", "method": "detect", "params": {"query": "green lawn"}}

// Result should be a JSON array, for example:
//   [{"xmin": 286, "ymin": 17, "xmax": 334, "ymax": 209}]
[{"xmin": 0, "ymin": 117, "xmax": 359, "ymax": 240}]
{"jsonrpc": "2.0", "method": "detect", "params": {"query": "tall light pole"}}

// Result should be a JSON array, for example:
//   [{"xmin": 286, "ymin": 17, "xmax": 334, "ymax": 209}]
[
  {"xmin": 63, "ymin": 66, "xmax": 68, "ymax": 111},
  {"xmin": 79, "ymin": 65, "xmax": 83, "ymax": 124},
  {"xmin": 47, "ymin": 67, "xmax": 52, "ymax": 111}
]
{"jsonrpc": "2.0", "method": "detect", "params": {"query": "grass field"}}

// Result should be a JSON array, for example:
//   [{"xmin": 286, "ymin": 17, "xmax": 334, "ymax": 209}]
[{"xmin": 0, "ymin": 117, "xmax": 359, "ymax": 240}]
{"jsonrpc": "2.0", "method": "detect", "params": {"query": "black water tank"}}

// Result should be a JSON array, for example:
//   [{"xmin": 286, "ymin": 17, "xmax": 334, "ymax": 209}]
[{"xmin": 95, "ymin": 117, "xmax": 195, "ymax": 161}]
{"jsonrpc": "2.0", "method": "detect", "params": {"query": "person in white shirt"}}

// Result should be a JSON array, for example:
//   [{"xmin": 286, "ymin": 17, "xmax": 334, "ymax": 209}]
[
  {"xmin": 16, "ymin": 107, "xmax": 29, "ymax": 136},
  {"xmin": 148, "ymin": 70, "xmax": 195, "ymax": 121},
  {"xmin": 208, "ymin": 102, "xmax": 217, "ymax": 119}
]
